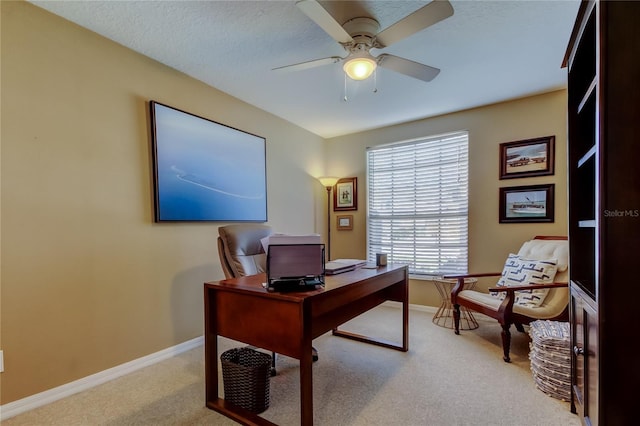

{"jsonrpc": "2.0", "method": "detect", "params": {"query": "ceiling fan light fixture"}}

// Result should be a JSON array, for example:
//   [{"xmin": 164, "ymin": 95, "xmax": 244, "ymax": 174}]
[{"xmin": 343, "ymin": 54, "xmax": 377, "ymax": 81}]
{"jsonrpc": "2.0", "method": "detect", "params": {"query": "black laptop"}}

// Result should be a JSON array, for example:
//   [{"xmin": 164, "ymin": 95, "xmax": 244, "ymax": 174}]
[{"xmin": 266, "ymin": 244, "xmax": 325, "ymax": 292}]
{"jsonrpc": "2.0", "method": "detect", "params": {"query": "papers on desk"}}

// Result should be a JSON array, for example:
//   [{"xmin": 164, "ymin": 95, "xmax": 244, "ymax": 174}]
[
  {"xmin": 324, "ymin": 259, "xmax": 368, "ymax": 275},
  {"xmin": 261, "ymin": 233, "xmax": 322, "ymax": 253}
]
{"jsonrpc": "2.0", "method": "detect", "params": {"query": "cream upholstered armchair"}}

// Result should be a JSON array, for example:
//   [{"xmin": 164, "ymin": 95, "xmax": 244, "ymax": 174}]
[{"xmin": 448, "ymin": 236, "xmax": 569, "ymax": 362}]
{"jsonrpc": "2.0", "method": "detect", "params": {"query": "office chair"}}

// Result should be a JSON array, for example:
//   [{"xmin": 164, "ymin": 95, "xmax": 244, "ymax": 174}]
[{"xmin": 217, "ymin": 224, "xmax": 319, "ymax": 375}]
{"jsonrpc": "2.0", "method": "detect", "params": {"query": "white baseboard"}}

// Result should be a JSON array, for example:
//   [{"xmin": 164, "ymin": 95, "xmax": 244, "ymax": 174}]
[{"xmin": 0, "ymin": 336, "xmax": 203, "ymax": 421}]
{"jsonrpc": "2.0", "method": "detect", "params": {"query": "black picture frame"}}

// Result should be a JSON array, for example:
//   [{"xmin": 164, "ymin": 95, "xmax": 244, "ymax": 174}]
[
  {"xmin": 150, "ymin": 101, "xmax": 267, "ymax": 222},
  {"xmin": 499, "ymin": 184, "xmax": 555, "ymax": 223},
  {"xmin": 499, "ymin": 136, "xmax": 555, "ymax": 179}
]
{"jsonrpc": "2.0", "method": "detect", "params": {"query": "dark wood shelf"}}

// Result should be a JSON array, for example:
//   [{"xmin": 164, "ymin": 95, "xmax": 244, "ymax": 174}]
[
  {"xmin": 578, "ymin": 220, "xmax": 596, "ymax": 228},
  {"xmin": 577, "ymin": 77, "xmax": 597, "ymax": 113},
  {"xmin": 566, "ymin": 1, "xmax": 640, "ymax": 425},
  {"xmin": 577, "ymin": 145, "xmax": 596, "ymax": 168}
]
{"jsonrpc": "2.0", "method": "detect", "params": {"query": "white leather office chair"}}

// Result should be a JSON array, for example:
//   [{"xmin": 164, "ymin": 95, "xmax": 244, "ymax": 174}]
[{"xmin": 217, "ymin": 224, "xmax": 319, "ymax": 375}]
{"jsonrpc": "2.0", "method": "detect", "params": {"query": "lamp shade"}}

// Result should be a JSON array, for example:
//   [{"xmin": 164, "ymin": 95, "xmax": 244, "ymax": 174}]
[
  {"xmin": 318, "ymin": 176, "xmax": 339, "ymax": 188},
  {"xmin": 343, "ymin": 54, "xmax": 377, "ymax": 81}
]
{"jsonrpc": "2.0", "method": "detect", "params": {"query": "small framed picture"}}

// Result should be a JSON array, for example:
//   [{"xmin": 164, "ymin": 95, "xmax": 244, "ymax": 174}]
[
  {"xmin": 336, "ymin": 214, "xmax": 353, "ymax": 230},
  {"xmin": 334, "ymin": 177, "xmax": 357, "ymax": 211},
  {"xmin": 499, "ymin": 184, "xmax": 555, "ymax": 223},
  {"xmin": 499, "ymin": 136, "xmax": 555, "ymax": 179}
]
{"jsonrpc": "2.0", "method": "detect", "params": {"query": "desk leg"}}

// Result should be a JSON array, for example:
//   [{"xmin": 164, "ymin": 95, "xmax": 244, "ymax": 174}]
[
  {"xmin": 204, "ymin": 288, "xmax": 219, "ymax": 404},
  {"xmin": 332, "ymin": 280, "xmax": 409, "ymax": 352},
  {"xmin": 402, "ymin": 292, "xmax": 409, "ymax": 351},
  {"xmin": 300, "ymin": 346, "xmax": 313, "ymax": 426},
  {"xmin": 300, "ymin": 301, "xmax": 314, "ymax": 426}
]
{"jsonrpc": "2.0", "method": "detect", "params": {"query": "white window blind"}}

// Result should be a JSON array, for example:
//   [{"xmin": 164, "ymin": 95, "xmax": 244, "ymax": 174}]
[{"xmin": 366, "ymin": 131, "xmax": 469, "ymax": 276}]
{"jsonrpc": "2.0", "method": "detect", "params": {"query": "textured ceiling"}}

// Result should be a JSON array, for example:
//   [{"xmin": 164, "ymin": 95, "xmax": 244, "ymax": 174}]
[{"xmin": 30, "ymin": 0, "xmax": 580, "ymax": 138}]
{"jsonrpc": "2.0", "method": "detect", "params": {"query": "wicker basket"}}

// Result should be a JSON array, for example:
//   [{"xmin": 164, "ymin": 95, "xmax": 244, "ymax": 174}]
[
  {"xmin": 221, "ymin": 347, "xmax": 272, "ymax": 414},
  {"xmin": 528, "ymin": 320, "xmax": 571, "ymax": 401}
]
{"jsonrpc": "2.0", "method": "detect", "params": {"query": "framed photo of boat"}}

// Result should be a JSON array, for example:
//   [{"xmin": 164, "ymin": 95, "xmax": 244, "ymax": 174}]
[
  {"xmin": 499, "ymin": 136, "xmax": 555, "ymax": 179},
  {"xmin": 499, "ymin": 184, "xmax": 555, "ymax": 223}
]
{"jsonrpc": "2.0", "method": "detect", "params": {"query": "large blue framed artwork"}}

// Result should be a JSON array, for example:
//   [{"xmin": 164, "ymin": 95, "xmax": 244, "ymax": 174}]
[{"xmin": 150, "ymin": 101, "xmax": 267, "ymax": 222}]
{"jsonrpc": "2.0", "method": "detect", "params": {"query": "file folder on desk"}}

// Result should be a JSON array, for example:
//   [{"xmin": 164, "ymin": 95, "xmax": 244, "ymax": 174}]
[{"xmin": 324, "ymin": 259, "xmax": 367, "ymax": 275}]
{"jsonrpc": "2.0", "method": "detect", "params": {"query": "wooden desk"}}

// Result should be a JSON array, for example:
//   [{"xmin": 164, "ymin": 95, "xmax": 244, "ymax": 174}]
[{"xmin": 204, "ymin": 264, "xmax": 409, "ymax": 426}]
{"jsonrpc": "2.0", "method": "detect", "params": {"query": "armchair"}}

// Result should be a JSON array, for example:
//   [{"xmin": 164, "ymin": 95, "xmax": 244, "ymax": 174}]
[{"xmin": 448, "ymin": 236, "xmax": 568, "ymax": 362}]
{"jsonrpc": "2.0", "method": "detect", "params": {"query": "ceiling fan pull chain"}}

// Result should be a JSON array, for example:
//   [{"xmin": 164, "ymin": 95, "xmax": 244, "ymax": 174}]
[
  {"xmin": 343, "ymin": 73, "xmax": 348, "ymax": 102},
  {"xmin": 373, "ymin": 68, "xmax": 378, "ymax": 93}
]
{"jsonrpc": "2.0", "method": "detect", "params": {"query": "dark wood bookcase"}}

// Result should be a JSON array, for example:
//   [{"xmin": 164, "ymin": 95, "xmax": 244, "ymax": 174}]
[{"xmin": 564, "ymin": 1, "xmax": 640, "ymax": 424}]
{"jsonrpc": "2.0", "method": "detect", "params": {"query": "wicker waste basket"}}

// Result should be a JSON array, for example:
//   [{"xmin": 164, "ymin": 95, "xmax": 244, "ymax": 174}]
[{"xmin": 221, "ymin": 347, "xmax": 272, "ymax": 414}]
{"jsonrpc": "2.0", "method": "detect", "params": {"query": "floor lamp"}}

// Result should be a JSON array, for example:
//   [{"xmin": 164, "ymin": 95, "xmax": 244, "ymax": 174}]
[{"xmin": 318, "ymin": 176, "xmax": 339, "ymax": 261}]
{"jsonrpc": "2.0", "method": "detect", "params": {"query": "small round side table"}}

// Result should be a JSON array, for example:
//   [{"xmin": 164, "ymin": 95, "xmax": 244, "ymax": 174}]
[{"xmin": 432, "ymin": 278, "xmax": 479, "ymax": 330}]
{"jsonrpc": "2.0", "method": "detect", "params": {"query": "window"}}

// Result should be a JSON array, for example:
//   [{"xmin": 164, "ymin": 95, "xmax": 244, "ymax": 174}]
[{"xmin": 366, "ymin": 131, "xmax": 469, "ymax": 276}]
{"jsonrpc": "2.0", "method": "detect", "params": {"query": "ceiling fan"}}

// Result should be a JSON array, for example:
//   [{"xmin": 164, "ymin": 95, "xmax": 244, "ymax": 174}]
[{"xmin": 273, "ymin": 0, "xmax": 454, "ymax": 82}]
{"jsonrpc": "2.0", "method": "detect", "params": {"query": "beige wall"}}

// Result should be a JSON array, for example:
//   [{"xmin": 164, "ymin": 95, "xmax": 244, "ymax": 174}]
[
  {"xmin": 0, "ymin": 0, "xmax": 569, "ymax": 407},
  {"xmin": 326, "ymin": 90, "xmax": 569, "ymax": 306},
  {"xmin": 0, "ymin": 1, "xmax": 326, "ymax": 404}
]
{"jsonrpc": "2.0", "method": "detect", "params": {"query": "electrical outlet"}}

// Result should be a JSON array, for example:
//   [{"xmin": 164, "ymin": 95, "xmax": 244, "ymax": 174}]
[{"xmin": 0, "ymin": 350, "xmax": 4, "ymax": 372}]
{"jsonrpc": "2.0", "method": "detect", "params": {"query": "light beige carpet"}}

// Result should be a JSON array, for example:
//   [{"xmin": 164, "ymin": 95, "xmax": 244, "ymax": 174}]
[{"xmin": 4, "ymin": 305, "xmax": 580, "ymax": 425}]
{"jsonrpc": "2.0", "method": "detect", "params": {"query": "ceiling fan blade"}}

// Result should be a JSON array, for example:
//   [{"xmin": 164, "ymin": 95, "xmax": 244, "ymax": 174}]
[
  {"xmin": 377, "ymin": 54, "xmax": 440, "ymax": 82},
  {"xmin": 273, "ymin": 56, "xmax": 343, "ymax": 73},
  {"xmin": 375, "ymin": 0, "xmax": 454, "ymax": 48},
  {"xmin": 296, "ymin": 0, "xmax": 353, "ymax": 44}
]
